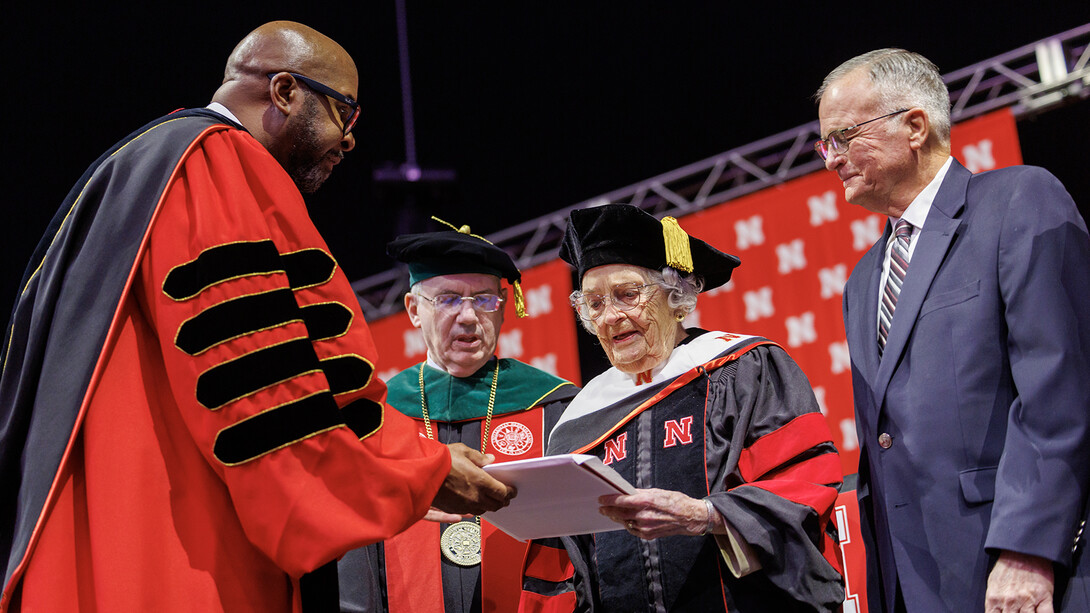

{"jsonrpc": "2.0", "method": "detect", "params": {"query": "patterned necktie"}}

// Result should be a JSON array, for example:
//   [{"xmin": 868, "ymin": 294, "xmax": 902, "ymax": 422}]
[{"xmin": 878, "ymin": 220, "xmax": 913, "ymax": 356}]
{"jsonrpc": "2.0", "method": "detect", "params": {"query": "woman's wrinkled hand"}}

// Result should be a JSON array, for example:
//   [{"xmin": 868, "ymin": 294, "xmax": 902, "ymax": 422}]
[{"xmin": 598, "ymin": 488, "xmax": 716, "ymax": 539}]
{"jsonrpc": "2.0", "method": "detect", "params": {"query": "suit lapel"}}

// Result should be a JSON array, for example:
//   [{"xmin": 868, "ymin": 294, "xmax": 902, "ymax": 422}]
[
  {"xmin": 847, "ymin": 235, "xmax": 886, "ymax": 385},
  {"xmin": 872, "ymin": 160, "xmax": 970, "ymax": 404}
]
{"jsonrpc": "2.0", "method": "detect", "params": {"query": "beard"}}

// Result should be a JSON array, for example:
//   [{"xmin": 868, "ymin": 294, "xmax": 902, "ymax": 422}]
[{"xmin": 286, "ymin": 95, "xmax": 339, "ymax": 194}]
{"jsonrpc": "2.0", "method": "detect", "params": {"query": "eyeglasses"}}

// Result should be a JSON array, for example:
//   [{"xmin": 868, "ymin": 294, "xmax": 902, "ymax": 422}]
[
  {"xmin": 813, "ymin": 109, "xmax": 909, "ymax": 160},
  {"xmin": 417, "ymin": 293, "xmax": 505, "ymax": 314},
  {"xmin": 570, "ymin": 283, "xmax": 658, "ymax": 322},
  {"xmin": 267, "ymin": 72, "xmax": 361, "ymax": 136}
]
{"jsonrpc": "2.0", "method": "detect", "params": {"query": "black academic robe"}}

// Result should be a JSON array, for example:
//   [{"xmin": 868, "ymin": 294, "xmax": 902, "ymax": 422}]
[{"xmin": 520, "ymin": 331, "xmax": 845, "ymax": 612}]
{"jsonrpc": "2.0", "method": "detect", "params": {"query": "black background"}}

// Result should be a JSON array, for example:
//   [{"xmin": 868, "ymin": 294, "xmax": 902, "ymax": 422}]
[{"xmin": 4, "ymin": 4, "xmax": 1088, "ymax": 325}]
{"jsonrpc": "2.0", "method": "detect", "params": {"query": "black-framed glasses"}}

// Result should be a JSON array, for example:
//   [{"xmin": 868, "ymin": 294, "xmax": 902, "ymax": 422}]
[
  {"xmin": 814, "ymin": 109, "xmax": 909, "ymax": 160},
  {"xmin": 417, "ymin": 293, "xmax": 505, "ymax": 314},
  {"xmin": 569, "ymin": 283, "xmax": 658, "ymax": 322},
  {"xmin": 267, "ymin": 72, "xmax": 360, "ymax": 136}
]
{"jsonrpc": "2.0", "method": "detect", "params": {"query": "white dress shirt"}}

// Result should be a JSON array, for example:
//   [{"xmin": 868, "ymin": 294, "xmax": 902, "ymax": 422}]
[{"xmin": 876, "ymin": 156, "xmax": 953, "ymax": 341}]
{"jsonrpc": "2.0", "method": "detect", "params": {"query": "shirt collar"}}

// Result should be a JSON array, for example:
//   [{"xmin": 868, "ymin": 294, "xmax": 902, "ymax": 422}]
[
  {"xmin": 206, "ymin": 102, "xmax": 242, "ymax": 125},
  {"xmin": 891, "ymin": 155, "xmax": 953, "ymax": 230}
]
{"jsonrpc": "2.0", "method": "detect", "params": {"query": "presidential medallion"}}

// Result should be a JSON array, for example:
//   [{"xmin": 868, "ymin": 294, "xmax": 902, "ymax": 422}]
[{"xmin": 440, "ymin": 520, "xmax": 482, "ymax": 566}]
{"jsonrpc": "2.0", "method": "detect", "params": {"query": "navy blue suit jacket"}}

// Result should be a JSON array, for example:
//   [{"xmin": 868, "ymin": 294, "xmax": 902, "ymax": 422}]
[{"xmin": 844, "ymin": 159, "xmax": 1090, "ymax": 612}]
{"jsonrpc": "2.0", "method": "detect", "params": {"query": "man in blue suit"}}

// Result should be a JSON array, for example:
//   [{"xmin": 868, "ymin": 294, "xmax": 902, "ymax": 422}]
[{"xmin": 815, "ymin": 48, "xmax": 1090, "ymax": 612}]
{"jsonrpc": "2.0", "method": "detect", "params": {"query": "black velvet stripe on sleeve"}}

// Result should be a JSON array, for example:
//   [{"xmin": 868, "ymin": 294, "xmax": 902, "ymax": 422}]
[
  {"xmin": 175, "ymin": 289, "xmax": 300, "ymax": 355},
  {"xmin": 299, "ymin": 302, "xmax": 353, "ymax": 341},
  {"xmin": 281, "ymin": 248, "xmax": 337, "ymax": 289},
  {"xmin": 196, "ymin": 338, "xmax": 320, "ymax": 410},
  {"xmin": 163, "ymin": 240, "xmax": 283, "ymax": 300},
  {"xmin": 320, "ymin": 355, "xmax": 374, "ymax": 395},
  {"xmin": 213, "ymin": 392, "xmax": 344, "ymax": 465},
  {"xmin": 340, "ymin": 397, "xmax": 383, "ymax": 439}
]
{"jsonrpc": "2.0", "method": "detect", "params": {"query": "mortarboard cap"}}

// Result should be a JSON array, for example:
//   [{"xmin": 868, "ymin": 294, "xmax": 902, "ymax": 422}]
[
  {"xmin": 558, "ymin": 203, "xmax": 740, "ymax": 291},
  {"xmin": 387, "ymin": 218, "xmax": 527, "ymax": 316}
]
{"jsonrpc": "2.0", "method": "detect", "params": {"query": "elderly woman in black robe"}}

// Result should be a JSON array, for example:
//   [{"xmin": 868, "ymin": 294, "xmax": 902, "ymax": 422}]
[{"xmin": 519, "ymin": 204, "xmax": 845, "ymax": 612}]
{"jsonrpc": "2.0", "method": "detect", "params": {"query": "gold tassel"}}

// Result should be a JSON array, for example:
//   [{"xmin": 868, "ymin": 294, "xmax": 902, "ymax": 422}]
[
  {"xmin": 661, "ymin": 216, "xmax": 694, "ymax": 273},
  {"xmin": 513, "ymin": 281, "xmax": 527, "ymax": 318}
]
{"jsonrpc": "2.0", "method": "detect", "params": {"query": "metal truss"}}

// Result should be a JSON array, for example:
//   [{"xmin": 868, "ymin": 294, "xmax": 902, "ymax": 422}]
[{"xmin": 352, "ymin": 23, "xmax": 1090, "ymax": 320}]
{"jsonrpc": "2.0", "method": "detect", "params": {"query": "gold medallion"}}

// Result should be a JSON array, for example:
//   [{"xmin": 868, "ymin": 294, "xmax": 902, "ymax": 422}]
[
  {"xmin": 422, "ymin": 362, "xmax": 495, "ymax": 568},
  {"xmin": 440, "ymin": 520, "xmax": 482, "ymax": 566}
]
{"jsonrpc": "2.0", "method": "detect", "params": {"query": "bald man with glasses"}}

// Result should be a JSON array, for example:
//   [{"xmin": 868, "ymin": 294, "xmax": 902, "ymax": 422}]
[{"xmin": 0, "ymin": 22, "xmax": 514, "ymax": 612}]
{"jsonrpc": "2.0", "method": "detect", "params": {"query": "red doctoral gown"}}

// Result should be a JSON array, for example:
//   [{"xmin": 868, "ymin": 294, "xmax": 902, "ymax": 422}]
[{"xmin": 0, "ymin": 110, "xmax": 449, "ymax": 612}]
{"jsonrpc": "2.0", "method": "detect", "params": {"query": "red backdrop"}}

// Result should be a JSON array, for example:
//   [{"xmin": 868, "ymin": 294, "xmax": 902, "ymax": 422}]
[{"xmin": 365, "ymin": 109, "xmax": 1024, "ymax": 612}]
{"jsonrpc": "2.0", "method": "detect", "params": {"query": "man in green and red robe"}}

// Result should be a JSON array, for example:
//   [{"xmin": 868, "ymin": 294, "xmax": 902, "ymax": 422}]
[{"xmin": 338, "ymin": 226, "xmax": 577, "ymax": 613}]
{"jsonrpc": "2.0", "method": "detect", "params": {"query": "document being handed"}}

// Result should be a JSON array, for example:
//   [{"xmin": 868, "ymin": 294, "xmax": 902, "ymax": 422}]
[{"xmin": 481, "ymin": 454, "xmax": 636, "ymax": 541}]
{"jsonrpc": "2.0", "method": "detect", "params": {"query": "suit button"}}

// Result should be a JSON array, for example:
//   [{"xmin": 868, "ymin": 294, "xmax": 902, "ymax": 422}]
[{"xmin": 878, "ymin": 433, "xmax": 893, "ymax": 448}]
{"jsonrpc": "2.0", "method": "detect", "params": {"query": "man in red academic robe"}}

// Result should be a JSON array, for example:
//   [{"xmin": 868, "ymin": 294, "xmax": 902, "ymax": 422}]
[{"xmin": 0, "ymin": 21, "xmax": 512, "ymax": 612}]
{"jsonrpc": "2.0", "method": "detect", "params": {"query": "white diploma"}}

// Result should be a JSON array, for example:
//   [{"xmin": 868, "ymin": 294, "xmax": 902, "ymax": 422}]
[{"xmin": 481, "ymin": 453, "xmax": 636, "ymax": 541}]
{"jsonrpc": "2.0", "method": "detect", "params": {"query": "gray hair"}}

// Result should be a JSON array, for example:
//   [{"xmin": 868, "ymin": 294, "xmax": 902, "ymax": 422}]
[
  {"xmin": 815, "ymin": 48, "xmax": 951, "ymax": 143},
  {"xmin": 577, "ymin": 266, "xmax": 703, "ymax": 335}
]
